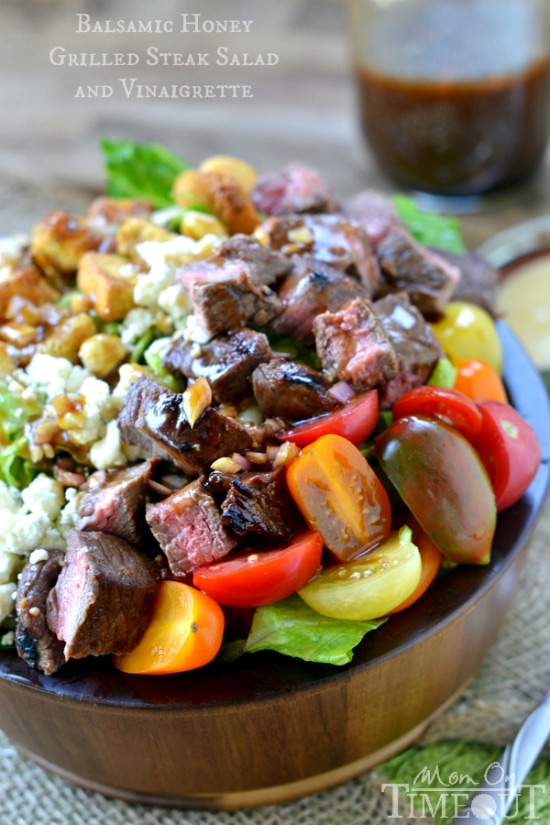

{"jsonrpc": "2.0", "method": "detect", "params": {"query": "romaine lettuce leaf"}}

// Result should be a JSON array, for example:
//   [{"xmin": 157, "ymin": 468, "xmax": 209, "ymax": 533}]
[
  {"xmin": 0, "ymin": 385, "xmax": 41, "ymax": 438},
  {"xmin": 100, "ymin": 139, "xmax": 190, "ymax": 209},
  {"xmin": 392, "ymin": 194, "xmax": 466, "ymax": 254},
  {"xmin": 428, "ymin": 358, "xmax": 458, "ymax": 388},
  {"xmin": 245, "ymin": 595, "xmax": 386, "ymax": 666},
  {"xmin": 0, "ymin": 435, "xmax": 39, "ymax": 489}
]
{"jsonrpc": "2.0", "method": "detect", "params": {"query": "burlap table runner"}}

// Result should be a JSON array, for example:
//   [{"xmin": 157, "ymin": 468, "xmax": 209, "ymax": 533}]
[{"xmin": 1, "ymin": 175, "xmax": 549, "ymax": 825}]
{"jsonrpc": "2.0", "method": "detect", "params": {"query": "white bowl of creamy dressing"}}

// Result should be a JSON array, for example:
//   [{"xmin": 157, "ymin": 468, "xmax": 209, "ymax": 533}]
[{"xmin": 478, "ymin": 215, "xmax": 550, "ymax": 373}]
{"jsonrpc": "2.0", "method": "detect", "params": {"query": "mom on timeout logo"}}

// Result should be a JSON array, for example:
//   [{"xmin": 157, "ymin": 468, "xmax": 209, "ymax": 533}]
[{"xmin": 381, "ymin": 761, "xmax": 547, "ymax": 821}]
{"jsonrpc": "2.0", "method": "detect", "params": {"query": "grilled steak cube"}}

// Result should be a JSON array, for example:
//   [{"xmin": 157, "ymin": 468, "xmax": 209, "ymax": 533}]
[
  {"xmin": 377, "ymin": 227, "xmax": 461, "ymax": 315},
  {"xmin": 342, "ymin": 189, "xmax": 403, "ymax": 251},
  {"xmin": 252, "ymin": 358, "xmax": 341, "ymax": 422},
  {"xmin": 251, "ymin": 163, "xmax": 339, "ymax": 216},
  {"xmin": 117, "ymin": 376, "xmax": 256, "ymax": 476},
  {"xmin": 313, "ymin": 297, "xmax": 399, "ymax": 390},
  {"xmin": 145, "ymin": 479, "xmax": 237, "ymax": 575},
  {"xmin": 76, "ymin": 458, "xmax": 159, "ymax": 545},
  {"xmin": 180, "ymin": 257, "xmax": 283, "ymax": 339},
  {"xmin": 208, "ymin": 466, "xmax": 302, "ymax": 541},
  {"xmin": 217, "ymin": 234, "xmax": 294, "ymax": 285},
  {"xmin": 374, "ymin": 293, "xmax": 444, "ymax": 408},
  {"xmin": 271, "ymin": 257, "xmax": 367, "ymax": 344},
  {"xmin": 262, "ymin": 214, "xmax": 380, "ymax": 291},
  {"xmin": 436, "ymin": 249, "xmax": 498, "ymax": 316},
  {"xmin": 46, "ymin": 530, "xmax": 160, "ymax": 661},
  {"xmin": 163, "ymin": 329, "xmax": 272, "ymax": 404},
  {"xmin": 15, "ymin": 550, "xmax": 65, "ymax": 675}
]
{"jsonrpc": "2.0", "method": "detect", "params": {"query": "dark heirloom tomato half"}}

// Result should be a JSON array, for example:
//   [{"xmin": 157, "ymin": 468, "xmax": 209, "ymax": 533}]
[
  {"xmin": 472, "ymin": 400, "xmax": 542, "ymax": 511},
  {"xmin": 392, "ymin": 385, "xmax": 483, "ymax": 442},
  {"xmin": 375, "ymin": 415, "xmax": 497, "ymax": 565}
]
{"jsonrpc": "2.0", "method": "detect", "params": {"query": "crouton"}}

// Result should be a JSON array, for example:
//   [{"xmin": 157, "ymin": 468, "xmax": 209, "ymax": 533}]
[
  {"xmin": 86, "ymin": 196, "xmax": 153, "ymax": 228},
  {"xmin": 31, "ymin": 210, "xmax": 103, "ymax": 279},
  {"xmin": 172, "ymin": 170, "xmax": 260, "ymax": 235},
  {"xmin": 0, "ymin": 266, "xmax": 60, "ymax": 320},
  {"xmin": 0, "ymin": 342, "xmax": 15, "ymax": 377},
  {"xmin": 77, "ymin": 252, "xmax": 137, "ymax": 321},
  {"xmin": 116, "ymin": 218, "xmax": 176, "ymax": 265},
  {"xmin": 38, "ymin": 312, "xmax": 97, "ymax": 362}
]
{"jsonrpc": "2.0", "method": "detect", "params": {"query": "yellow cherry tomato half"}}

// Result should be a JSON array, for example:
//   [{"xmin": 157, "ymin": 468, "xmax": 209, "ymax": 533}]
[
  {"xmin": 430, "ymin": 302, "xmax": 503, "ymax": 375},
  {"xmin": 298, "ymin": 527, "xmax": 422, "ymax": 621},
  {"xmin": 114, "ymin": 581, "xmax": 225, "ymax": 676}
]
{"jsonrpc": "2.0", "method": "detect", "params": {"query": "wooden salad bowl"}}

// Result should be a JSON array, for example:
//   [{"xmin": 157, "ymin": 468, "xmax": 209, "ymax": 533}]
[{"xmin": 0, "ymin": 323, "xmax": 548, "ymax": 810}]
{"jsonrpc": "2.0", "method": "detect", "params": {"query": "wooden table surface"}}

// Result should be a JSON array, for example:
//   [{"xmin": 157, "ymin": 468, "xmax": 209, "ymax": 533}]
[{"xmin": 2, "ymin": 0, "xmax": 550, "ymax": 248}]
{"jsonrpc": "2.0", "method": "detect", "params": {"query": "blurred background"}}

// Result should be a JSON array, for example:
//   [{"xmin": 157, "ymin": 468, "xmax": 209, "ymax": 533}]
[
  {"xmin": 0, "ymin": 0, "xmax": 366, "ymax": 196},
  {"xmin": 1, "ymin": 0, "xmax": 550, "ymax": 247}
]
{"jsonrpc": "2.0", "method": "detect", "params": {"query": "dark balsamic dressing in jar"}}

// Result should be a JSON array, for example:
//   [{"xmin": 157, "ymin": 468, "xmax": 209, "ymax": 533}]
[{"xmin": 350, "ymin": 0, "xmax": 550, "ymax": 195}]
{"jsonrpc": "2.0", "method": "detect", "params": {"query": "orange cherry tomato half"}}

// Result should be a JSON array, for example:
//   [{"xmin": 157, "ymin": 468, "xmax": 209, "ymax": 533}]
[
  {"xmin": 279, "ymin": 389, "xmax": 379, "ymax": 447},
  {"xmin": 389, "ymin": 517, "xmax": 442, "ymax": 613},
  {"xmin": 114, "ymin": 581, "xmax": 225, "ymax": 675},
  {"xmin": 286, "ymin": 433, "xmax": 392, "ymax": 562},
  {"xmin": 392, "ymin": 385, "xmax": 483, "ymax": 442},
  {"xmin": 192, "ymin": 530, "xmax": 323, "ymax": 608},
  {"xmin": 453, "ymin": 358, "xmax": 508, "ymax": 403}
]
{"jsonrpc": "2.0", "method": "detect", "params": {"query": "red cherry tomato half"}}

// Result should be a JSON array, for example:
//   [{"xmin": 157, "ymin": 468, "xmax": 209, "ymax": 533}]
[
  {"xmin": 279, "ymin": 389, "xmax": 379, "ymax": 447},
  {"xmin": 392, "ymin": 386, "xmax": 483, "ymax": 442},
  {"xmin": 389, "ymin": 517, "xmax": 442, "ymax": 613},
  {"xmin": 192, "ymin": 530, "xmax": 323, "ymax": 608},
  {"xmin": 472, "ymin": 400, "xmax": 541, "ymax": 511}
]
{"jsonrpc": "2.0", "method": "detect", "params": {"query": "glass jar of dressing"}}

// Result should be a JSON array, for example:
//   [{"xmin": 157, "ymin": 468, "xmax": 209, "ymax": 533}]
[{"xmin": 348, "ymin": 0, "xmax": 550, "ymax": 196}]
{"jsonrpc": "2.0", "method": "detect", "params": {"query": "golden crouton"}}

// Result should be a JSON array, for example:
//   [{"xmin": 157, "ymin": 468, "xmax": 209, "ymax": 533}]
[
  {"xmin": 198, "ymin": 155, "xmax": 258, "ymax": 193},
  {"xmin": 0, "ymin": 342, "xmax": 15, "ymax": 377},
  {"xmin": 86, "ymin": 196, "xmax": 152, "ymax": 228},
  {"xmin": 78, "ymin": 333, "xmax": 128, "ymax": 377},
  {"xmin": 180, "ymin": 211, "xmax": 228, "ymax": 241},
  {"xmin": 0, "ymin": 266, "xmax": 60, "ymax": 320},
  {"xmin": 39, "ymin": 312, "xmax": 97, "ymax": 363},
  {"xmin": 116, "ymin": 217, "xmax": 177, "ymax": 264},
  {"xmin": 77, "ymin": 252, "xmax": 137, "ymax": 321},
  {"xmin": 172, "ymin": 170, "xmax": 260, "ymax": 235},
  {"xmin": 31, "ymin": 210, "xmax": 103, "ymax": 280}
]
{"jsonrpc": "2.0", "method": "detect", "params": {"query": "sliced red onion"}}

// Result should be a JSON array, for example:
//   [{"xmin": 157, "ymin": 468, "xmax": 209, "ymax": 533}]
[
  {"xmin": 232, "ymin": 452, "xmax": 252, "ymax": 472},
  {"xmin": 328, "ymin": 381, "xmax": 356, "ymax": 403}
]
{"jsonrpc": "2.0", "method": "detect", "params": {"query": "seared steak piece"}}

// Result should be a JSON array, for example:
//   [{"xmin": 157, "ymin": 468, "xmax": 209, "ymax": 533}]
[
  {"xmin": 207, "ymin": 466, "xmax": 301, "ymax": 540},
  {"xmin": 76, "ymin": 458, "xmax": 159, "ymax": 545},
  {"xmin": 46, "ymin": 530, "xmax": 160, "ymax": 661},
  {"xmin": 313, "ymin": 297, "xmax": 399, "ymax": 390},
  {"xmin": 262, "ymin": 214, "xmax": 380, "ymax": 292},
  {"xmin": 15, "ymin": 550, "xmax": 65, "ymax": 675},
  {"xmin": 377, "ymin": 227, "xmax": 461, "ymax": 315},
  {"xmin": 180, "ymin": 257, "xmax": 283, "ymax": 339},
  {"xmin": 145, "ymin": 479, "xmax": 237, "ymax": 575},
  {"xmin": 436, "ymin": 249, "xmax": 498, "ymax": 316},
  {"xmin": 251, "ymin": 163, "xmax": 339, "ymax": 216},
  {"xmin": 178, "ymin": 236, "xmax": 292, "ymax": 339},
  {"xmin": 252, "ymin": 358, "xmax": 341, "ymax": 422},
  {"xmin": 163, "ymin": 329, "xmax": 272, "ymax": 404},
  {"xmin": 217, "ymin": 234, "xmax": 294, "ymax": 285},
  {"xmin": 117, "ymin": 376, "xmax": 256, "ymax": 476},
  {"xmin": 271, "ymin": 257, "xmax": 367, "ymax": 345},
  {"xmin": 374, "ymin": 293, "xmax": 444, "ymax": 408},
  {"xmin": 342, "ymin": 189, "xmax": 403, "ymax": 251}
]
